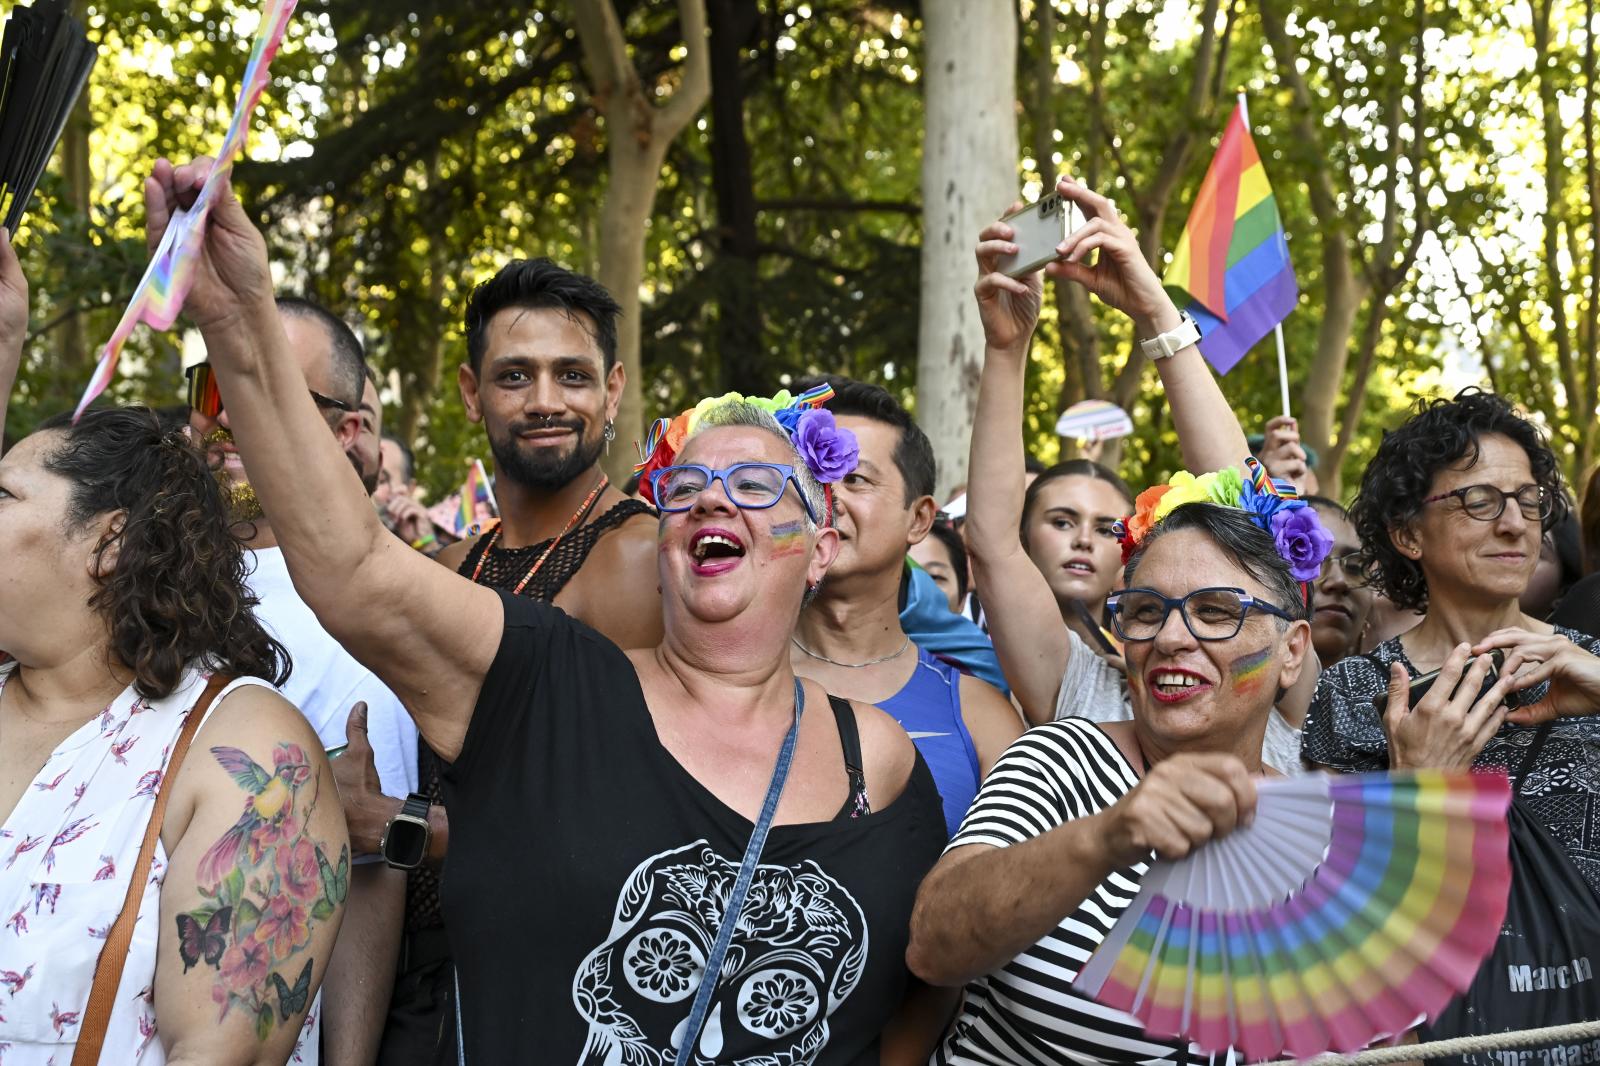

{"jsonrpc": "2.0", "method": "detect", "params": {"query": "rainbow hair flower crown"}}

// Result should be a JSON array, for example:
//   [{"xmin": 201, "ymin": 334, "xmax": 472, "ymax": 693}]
[
  {"xmin": 634, "ymin": 383, "xmax": 860, "ymax": 517},
  {"xmin": 1113, "ymin": 457, "xmax": 1334, "ymax": 582}
]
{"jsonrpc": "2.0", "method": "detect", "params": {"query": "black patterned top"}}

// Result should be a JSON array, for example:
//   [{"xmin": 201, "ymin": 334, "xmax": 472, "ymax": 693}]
[
  {"xmin": 1303, "ymin": 628, "xmax": 1600, "ymax": 894},
  {"xmin": 403, "ymin": 497, "xmax": 654, "ymax": 933}
]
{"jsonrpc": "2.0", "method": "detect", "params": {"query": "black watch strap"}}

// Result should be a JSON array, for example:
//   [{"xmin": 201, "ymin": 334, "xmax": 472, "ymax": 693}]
[{"xmin": 398, "ymin": 792, "xmax": 431, "ymax": 819}]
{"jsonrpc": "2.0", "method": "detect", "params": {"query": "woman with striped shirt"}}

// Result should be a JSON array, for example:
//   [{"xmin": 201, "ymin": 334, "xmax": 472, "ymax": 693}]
[{"xmin": 908, "ymin": 499, "xmax": 1318, "ymax": 1065}]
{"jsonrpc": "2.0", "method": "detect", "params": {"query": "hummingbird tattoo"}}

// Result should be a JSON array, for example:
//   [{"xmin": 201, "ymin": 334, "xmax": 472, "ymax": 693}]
[{"xmin": 197, "ymin": 743, "xmax": 312, "ymax": 886}]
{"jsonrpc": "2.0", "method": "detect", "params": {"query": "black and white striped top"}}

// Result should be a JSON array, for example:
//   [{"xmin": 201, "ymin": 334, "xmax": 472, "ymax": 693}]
[{"xmin": 934, "ymin": 717, "xmax": 1207, "ymax": 1066}]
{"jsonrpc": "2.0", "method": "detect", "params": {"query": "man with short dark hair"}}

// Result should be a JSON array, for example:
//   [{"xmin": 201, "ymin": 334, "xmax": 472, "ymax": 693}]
[
  {"xmin": 789, "ymin": 375, "xmax": 1023, "ymax": 838},
  {"xmin": 432, "ymin": 258, "xmax": 659, "ymax": 642},
  {"xmin": 189, "ymin": 294, "xmax": 414, "ymax": 1066},
  {"xmin": 363, "ymin": 259, "xmax": 660, "ymax": 1066}
]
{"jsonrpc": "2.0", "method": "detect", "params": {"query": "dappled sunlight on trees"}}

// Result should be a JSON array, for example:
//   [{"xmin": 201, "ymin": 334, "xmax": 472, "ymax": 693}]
[{"xmin": 11, "ymin": 0, "xmax": 1596, "ymax": 501}]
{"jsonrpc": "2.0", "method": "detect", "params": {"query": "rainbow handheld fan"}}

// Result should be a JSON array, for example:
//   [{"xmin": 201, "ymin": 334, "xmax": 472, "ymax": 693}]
[{"xmin": 1075, "ymin": 771, "xmax": 1512, "ymax": 1061}]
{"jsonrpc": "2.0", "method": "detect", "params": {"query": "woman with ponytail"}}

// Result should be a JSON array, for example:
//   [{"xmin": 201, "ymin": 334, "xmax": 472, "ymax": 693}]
[{"xmin": 0, "ymin": 228, "xmax": 347, "ymax": 1066}]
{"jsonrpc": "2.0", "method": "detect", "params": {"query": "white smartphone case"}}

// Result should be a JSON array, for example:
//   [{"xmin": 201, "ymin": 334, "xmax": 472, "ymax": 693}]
[{"xmin": 995, "ymin": 193, "xmax": 1085, "ymax": 279}]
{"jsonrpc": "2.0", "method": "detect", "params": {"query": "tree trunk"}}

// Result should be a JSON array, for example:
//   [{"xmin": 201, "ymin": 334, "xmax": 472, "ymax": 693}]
[
  {"xmin": 1030, "ymin": 0, "xmax": 1104, "ymax": 419},
  {"xmin": 1587, "ymin": 0, "xmax": 1599, "ymax": 468},
  {"xmin": 917, "ymin": 0, "xmax": 1019, "ymax": 498},
  {"xmin": 574, "ymin": 0, "xmax": 712, "ymax": 482},
  {"xmin": 1532, "ymin": 0, "xmax": 1585, "ymax": 464},
  {"xmin": 1259, "ymin": 0, "xmax": 1367, "ymax": 469},
  {"xmin": 707, "ymin": 0, "xmax": 765, "ymax": 395},
  {"xmin": 598, "ymin": 141, "xmax": 663, "ymax": 481},
  {"xmin": 55, "ymin": 0, "xmax": 92, "ymax": 374}
]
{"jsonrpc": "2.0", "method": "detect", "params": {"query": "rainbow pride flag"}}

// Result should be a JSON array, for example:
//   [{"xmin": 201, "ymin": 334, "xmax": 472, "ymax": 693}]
[
  {"xmin": 457, "ymin": 459, "xmax": 498, "ymax": 534},
  {"xmin": 1163, "ymin": 105, "xmax": 1298, "ymax": 375}
]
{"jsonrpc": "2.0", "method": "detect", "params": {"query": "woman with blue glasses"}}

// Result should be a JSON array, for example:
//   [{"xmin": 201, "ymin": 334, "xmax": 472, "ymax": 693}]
[{"xmin": 160, "ymin": 151, "xmax": 947, "ymax": 1065}]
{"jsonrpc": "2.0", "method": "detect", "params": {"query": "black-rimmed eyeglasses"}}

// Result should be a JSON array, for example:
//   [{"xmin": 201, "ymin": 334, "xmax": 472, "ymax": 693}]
[
  {"xmin": 1106, "ymin": 586, "xmax": 1296, "ymax": 643},
  {"xmin": 1422, "ymin": 483, "xmax": 1552, "ymax": 523}
]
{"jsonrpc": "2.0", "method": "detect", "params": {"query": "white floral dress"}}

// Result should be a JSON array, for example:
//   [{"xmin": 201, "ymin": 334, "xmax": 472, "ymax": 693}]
[{"xmin": 0, "ymin": 665, "xmax": 318, "ymax": 1064}]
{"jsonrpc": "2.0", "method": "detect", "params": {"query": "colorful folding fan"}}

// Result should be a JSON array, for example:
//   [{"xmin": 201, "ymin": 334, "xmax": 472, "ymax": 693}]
[
  {"xmin": 0, "ymin": 0, "xmax": 96, "ymax": 234},
  {"xmin": 72, "ymin": 0, "xmax": 297, "ymax": 419},
  {"xmin": 1075, "ymin": 770, "xmax": 1512, "ymax": 1061}
]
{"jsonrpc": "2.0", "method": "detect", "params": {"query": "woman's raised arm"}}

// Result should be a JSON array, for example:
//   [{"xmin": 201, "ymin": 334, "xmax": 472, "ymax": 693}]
[
  {"xmin": 149, "ymin": 157, "xmax": 498, "ymax": 758},
  {"xmin": 0, "ymin": 230, "xmax": 29, "ymax": 452},
  {"xmin": 1048, "ymin": 177, "xmax": 1248, "ymax": 473},
  {"xmin": 964, "ymin": 208, "xmax": 1079, "ymax": 723}
]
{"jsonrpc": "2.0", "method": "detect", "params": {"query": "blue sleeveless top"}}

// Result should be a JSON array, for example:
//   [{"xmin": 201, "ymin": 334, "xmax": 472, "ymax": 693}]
[{"xmin": 878, "ymin": 645, "xmax": 983, "ymax": 836}]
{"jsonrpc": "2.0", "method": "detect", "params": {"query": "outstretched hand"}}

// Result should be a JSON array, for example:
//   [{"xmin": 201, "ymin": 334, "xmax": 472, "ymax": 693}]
[
  {"xmin": 1045, "ymin": 176, "xmax": 1181, "ymax": 335},
  {"xmin": 974, "ymin": 201, "xmax": 1044, "ymax": 356},
  {"xmin": 144, "ymin": 156, "xmax": 273, "ymax": 333}
]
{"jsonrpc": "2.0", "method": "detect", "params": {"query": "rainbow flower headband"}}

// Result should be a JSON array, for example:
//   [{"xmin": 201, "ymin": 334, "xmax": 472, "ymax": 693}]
[
  {"xmin": 1114, "ymin": 457, "xmax": 1334, "ymax": 582},
  {"xmin": 634, "ymin": 383, "xmax": 860, "ymax": 517}
]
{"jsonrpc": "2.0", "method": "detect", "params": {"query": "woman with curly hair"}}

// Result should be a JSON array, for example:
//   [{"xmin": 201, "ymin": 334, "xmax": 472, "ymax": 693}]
[
  {"xmin": 0, "ymin": 234, "xmax": 347, "ymax": 1065},
  {"xmin": 1302, "ymin": 388, "xmax": 1600, "ymax": 892}
]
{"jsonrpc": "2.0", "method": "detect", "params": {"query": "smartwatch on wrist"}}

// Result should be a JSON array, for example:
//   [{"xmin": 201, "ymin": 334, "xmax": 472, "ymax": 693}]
[
  {"xmin": 380, "ymin": 793, "xmax": 432, "ymax": 870},
  {"xmin": 1138, "ymin": 310, "xmax": 1202, "ymax": 361}
]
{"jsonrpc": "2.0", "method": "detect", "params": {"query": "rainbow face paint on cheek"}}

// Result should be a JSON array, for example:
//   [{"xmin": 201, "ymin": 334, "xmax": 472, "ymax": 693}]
[
  {"xmin": 771, "ymin": 519, "xmax": 808, "ymax": 558},
  {"xmin": 1228, "ymin": 645, "xmax": 1274, "ymax": 697}
]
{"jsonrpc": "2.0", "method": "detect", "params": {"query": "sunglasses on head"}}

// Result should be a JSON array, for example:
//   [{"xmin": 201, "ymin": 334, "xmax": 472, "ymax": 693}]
[{"xmin": 186, "ymin": 362, "xmax": 356, "ymax": 419}]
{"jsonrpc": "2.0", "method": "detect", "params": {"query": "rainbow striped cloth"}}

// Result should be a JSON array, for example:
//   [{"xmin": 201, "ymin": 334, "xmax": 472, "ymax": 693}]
[
  {"xmin": 73, "ymin": 0, "xmax": 299, "ymax": 419},
  {"xmin": 457, "ymin": 459, "xmax": 497, "ymax": 535},
  {"xmin": 1163, "ymin": 105, "xmax": 1298, "ymax": 375}
]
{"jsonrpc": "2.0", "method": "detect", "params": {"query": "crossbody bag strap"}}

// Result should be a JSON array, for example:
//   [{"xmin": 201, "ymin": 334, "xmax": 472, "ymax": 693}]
[
  {"xmin": 671, "ymin": 679, "xmax": 804, "ymax": 1066},
  {"xmin": 1513, "ymin": 719, "xmax": 1558, "ymax": 792},
  {"xmin": 71, "ymin": 673, "xmax": 231, "ymax": 1066}
]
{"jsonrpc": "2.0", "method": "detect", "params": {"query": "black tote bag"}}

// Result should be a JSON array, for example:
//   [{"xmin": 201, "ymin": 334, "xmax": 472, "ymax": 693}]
[{"xmin": 1419, "ymin": 723, "xmax": 1600, "ymax": 1066}]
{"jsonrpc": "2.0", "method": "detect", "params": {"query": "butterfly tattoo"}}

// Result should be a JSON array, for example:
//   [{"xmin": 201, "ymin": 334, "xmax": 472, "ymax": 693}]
[
  {"xmin": 269, "ymin": 958, "xmax": 313, "ymax": 1021},
  {"xmin": 175, "ymin": 906, "xmax": 232, "ymax": 972}
]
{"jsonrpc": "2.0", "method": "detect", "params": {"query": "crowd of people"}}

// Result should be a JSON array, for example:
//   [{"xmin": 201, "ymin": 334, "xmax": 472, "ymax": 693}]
[{"xmin": 1, "ymin": 157, "xmax": 1598, "ymax": 1066}]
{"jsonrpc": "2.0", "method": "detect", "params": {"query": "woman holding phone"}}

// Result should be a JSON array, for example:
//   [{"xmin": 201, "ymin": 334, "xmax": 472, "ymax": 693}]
[
  {"xmin": 1303, "ymin": 391, "xmax": 1600, "ymax": 889},
  {"xmin": 962, "ymin": 176, "xmax": 1313, "ymax": 774}
]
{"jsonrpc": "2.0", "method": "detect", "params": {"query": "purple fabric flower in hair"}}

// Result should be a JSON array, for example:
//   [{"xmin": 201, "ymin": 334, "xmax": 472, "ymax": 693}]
[
  {"xmin": 793, "ymin": 409, "xmax": 859, "ymax": 483},
  {"xmin": 774, "ymin": 406, "xmax": 805, "ymax": 434},
  {"xmin": 1270, "ymin": 506, "xmax": 1334, "ymax": 582}
]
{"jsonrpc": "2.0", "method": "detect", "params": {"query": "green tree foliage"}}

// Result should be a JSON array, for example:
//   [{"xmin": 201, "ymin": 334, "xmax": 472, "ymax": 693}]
[{"xmin": 11, "ymin": 0, "xmax": 1595, "ymax": 503}]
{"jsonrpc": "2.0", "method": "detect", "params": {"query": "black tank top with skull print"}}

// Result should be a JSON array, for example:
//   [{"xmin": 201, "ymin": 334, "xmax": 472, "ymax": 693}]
[{"xmin": 439, "ymin": 591, "xmax": 946, "ymax": 1064}]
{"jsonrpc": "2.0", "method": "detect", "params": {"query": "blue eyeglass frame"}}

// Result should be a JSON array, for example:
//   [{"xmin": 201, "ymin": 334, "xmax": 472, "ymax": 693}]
[
  {"xmin": 651, "ymin": 463, "xmax": 819, "ymax": 524},
  {"xmin": 1105, "ymin": 585, "xmax": 1296, "ymax": 643}
]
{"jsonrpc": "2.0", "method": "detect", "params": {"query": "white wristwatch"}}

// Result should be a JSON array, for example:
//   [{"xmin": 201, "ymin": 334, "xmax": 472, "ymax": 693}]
[{"xmin": 1138, "ymin": 310, "xmax": 1202, "ymax": 361}]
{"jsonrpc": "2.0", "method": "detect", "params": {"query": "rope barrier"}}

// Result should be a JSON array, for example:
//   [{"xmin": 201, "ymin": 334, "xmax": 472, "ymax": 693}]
[{"xmin": 1274, "ymin": 1020, "xmax": 1600, "ymax": 1066}]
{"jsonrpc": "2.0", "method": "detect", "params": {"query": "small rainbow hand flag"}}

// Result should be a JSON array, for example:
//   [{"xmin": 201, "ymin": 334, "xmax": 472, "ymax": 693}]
[
  {"xmin": 1163, "ymin": 104, "xmax": 1298, "ymax": 375},
  {"xmin": 72, "ymin": 0, "xmax": 298, "ymax": 420},
  {"xmin": 458, "ymin": 459, "xmax": 498, "ymax": 536}
]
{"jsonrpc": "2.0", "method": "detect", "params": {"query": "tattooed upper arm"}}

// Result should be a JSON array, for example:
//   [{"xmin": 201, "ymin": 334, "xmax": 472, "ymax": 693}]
[{"xmin": 156, "ymin": 684, "xmax": 349, "ymax": 1065}]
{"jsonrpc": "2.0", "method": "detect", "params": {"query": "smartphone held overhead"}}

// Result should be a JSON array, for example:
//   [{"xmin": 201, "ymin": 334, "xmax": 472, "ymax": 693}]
[{"xmin": 997, "ymin": 191, "xmax": 1085, "ymax": 279}]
